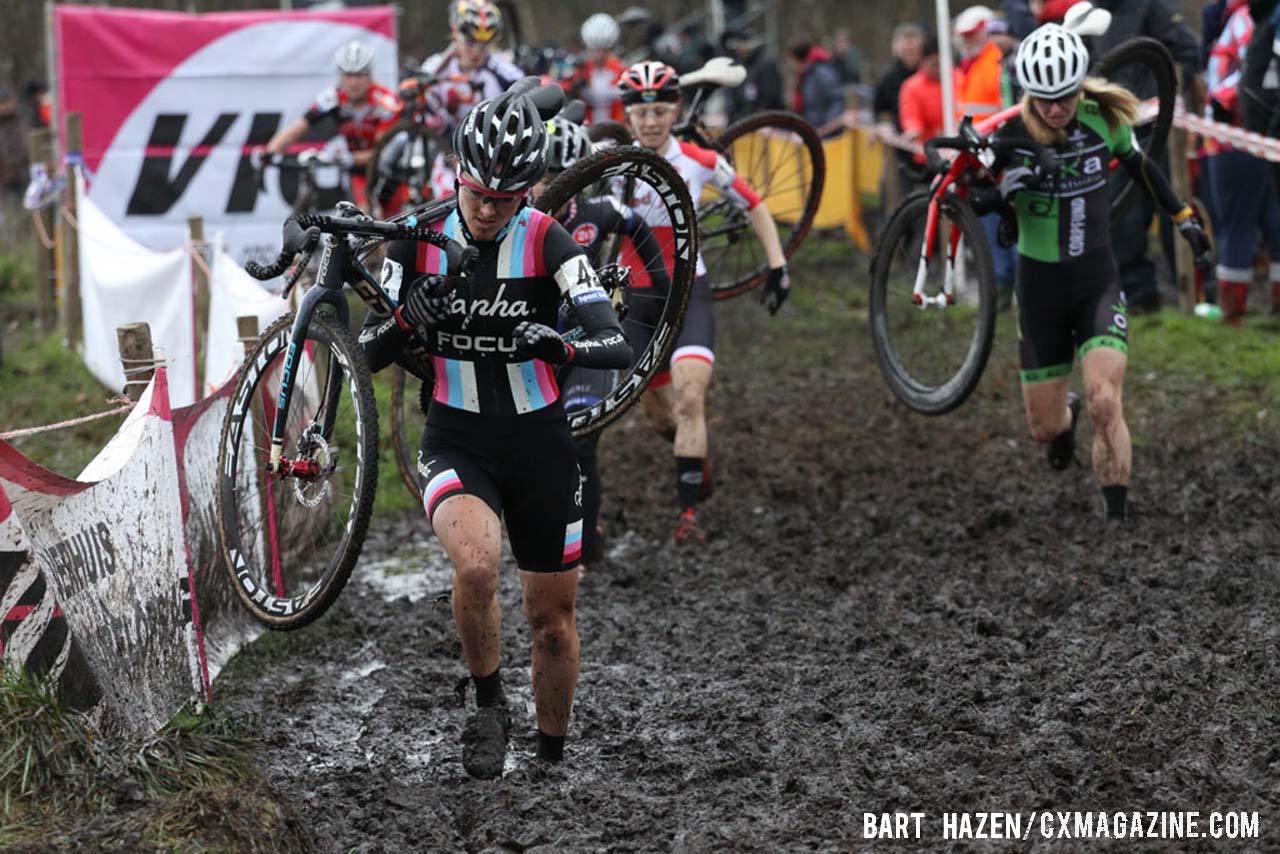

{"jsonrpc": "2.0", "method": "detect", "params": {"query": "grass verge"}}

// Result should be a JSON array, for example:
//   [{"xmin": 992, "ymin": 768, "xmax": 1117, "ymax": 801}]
[{"xmin": 0, "ymin": 669, "xmax": 312, "ymax": 852}]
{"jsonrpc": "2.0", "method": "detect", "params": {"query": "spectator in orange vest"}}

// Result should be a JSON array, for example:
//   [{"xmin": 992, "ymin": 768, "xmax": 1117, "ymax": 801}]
[
  {"xmin": 955, "ymin": 5, "xmax": 1005, "ymax": 122},
  {"xmin": 898, "ymin": 34, "xmax": 961, "ymax": 162}
]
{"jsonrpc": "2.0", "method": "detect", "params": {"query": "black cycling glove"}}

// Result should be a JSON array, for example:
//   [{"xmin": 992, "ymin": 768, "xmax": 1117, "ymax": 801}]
[
  {"xmin": 762, "ymin": 265, "xmax": 790, "ymax": 315},
  {"xmin": 1176, "ymin": 210, "xmax": 1212, "ymax": 266},
  {"xmin": 513, "ymin": 321, "xmax": 570, "ymax": 364},
  {"xmin": 397, "ymin": 274, "xmax": 453, "ymax": 331}
]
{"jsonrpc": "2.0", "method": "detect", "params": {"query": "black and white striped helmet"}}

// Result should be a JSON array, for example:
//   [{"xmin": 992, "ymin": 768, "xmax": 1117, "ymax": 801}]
[
  {"xmin": 453, "ymin": 89, "xmax": 550, "ymax": 194},
  {"xmin": 547, "ymin": 117, "xmax": 593, "ymax": 173},
  {"xmin": 1014, "ymin": 24, "xmax": 1089, "ymax": 100}
]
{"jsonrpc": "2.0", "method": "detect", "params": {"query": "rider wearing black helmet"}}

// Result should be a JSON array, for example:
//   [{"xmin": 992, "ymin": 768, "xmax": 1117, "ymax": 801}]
[{"xmin": 359, "ymin": 81, "xmax": 631, "ymax": 778}]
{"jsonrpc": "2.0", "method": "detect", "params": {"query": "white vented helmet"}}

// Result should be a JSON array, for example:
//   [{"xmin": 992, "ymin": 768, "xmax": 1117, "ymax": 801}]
[
  {"xmin": 334, "ymin": 40, "xmax": 375, "ymax": 74},
  {"xmin": 1014, "ymin": 24, "xmax": 1089, "ymax": 99},
  {"xmin": 581, "ymin": 13, "xmax": 621, "ymax": 50}
]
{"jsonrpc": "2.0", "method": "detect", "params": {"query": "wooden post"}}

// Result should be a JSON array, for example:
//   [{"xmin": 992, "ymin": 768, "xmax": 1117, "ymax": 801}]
[
  {"xmin": 117, "ymin": 322, "xmax": 154, "ymax": 402},
  {"xmin": 237, "ymin": 315, "xmax": 260, "ymax": 358},
  {"xmin": 1168, "ymin": 69, "xmax": 1197, "ymax": 313},
  {"xmin": 27, "ymin": 128, "xmax": 56, "ymax": 331},
  {"xmin": 60, "ymin": 112, "xmax": 84, "ymax": 345},
  {"xmin": 188, "ymin": 217, "xmax": 209, "ymax": 395}
]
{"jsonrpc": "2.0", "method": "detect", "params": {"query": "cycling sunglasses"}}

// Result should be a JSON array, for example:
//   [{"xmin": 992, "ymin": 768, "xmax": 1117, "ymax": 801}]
[
  {"xmin": 625, "ymin": 103, "xmax": 678, "ymax": 120},
  {"xmin": 1035, "ymin": 89, "xmax": 1082, "ymax": 107}
]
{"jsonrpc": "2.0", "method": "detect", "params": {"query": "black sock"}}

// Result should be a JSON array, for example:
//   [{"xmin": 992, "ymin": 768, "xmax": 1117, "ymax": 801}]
[
  {"xmin": 536, "ymin": 729, "xmax": 565, "ymax": 762},
  {"xmin": 1102, "ymin": 485, "xmax": 1128, "ymax": 520},
  {"xmin": 676, "ymin": 456, "xmax": 704, "ymax": 510},
  {"xmin": 473, "ymin": 668, "xmax": 504, "ymax": 708}
]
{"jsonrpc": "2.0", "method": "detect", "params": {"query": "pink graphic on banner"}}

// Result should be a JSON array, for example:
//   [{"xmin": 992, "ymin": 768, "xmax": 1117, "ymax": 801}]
[{"xmin": 56, "ymin": 5, "xmax": 396, "ymax": 175}]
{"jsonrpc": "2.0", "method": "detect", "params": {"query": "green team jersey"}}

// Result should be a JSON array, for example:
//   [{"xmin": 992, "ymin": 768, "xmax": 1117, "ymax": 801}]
[{"xmin": 994, "ymin": 100, "xmax": 1136, "ymax": 263}]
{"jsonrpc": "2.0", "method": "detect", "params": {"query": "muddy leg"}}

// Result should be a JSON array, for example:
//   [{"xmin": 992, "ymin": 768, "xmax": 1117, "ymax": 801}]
[
  {"xmin": 1021, "ymin": 375, "xmax": 1072, "ymax": 444},
  {"xmin": 433, "ymin": 495, "xmax": 504, "ymax": 678},
  {"xmin": 1081, "ymin": 347, "xmax": 1130, "ymax": 487},
  {"xmin": 518, "ymin": 567, "xmax": 581, "ymax": 741}
]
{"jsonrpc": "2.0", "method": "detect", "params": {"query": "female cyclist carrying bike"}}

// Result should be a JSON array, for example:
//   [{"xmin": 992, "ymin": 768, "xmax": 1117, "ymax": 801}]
[
  {"xmin": 981, "ymin": 24, "xmax": 1211, "ymax": 524},
  {"xmin": 359, "ymin": 81, "xmax": 631, "ymax": 777},
  {"xmin": 618, "ymin": 60, "xmax": 791, "ymax": 543}
]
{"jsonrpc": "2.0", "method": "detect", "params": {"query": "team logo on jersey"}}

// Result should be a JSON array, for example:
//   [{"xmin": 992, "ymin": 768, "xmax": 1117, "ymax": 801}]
[{"xmin": 573, "ymin": 223, "xmax": 599, "ymax": 246}]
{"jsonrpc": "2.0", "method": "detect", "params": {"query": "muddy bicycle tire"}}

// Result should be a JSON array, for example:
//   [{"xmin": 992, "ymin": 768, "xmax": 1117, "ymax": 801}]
[
  {"xmin": 536, "ymin": 146, "xmax": 697, "ymax": 437},
  {"xmin": 1096, "ymin": 37, "xmax": 1175, "ymax": 220},
  {"xmin": 700, "ymin": 110, "xmax": 825, "ymax": 300},
  {"xmin": 390, "ymin": 364, "xmax": 430, "ymax": 505},
  {"xmin": 869, "ymin": 192, "xmax": 996, "ymax": 415},
  {"xmin": 216, "ymin": 312, "xmax": 379, "ymax": 630}
]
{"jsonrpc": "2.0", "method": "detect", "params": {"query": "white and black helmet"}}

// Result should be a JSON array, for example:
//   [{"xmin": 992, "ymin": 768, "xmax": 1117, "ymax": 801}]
[
  {"xmin": 1014, "ymin": 24, "xmax": 1089, "ymax": 99},
  {"xmin": 547, "ymin": 117, "xmax": 594, "ymax": 173},
  {"xmin": 453, "ymin": 90, "xmax": 550, "ymax": 194},
  {"xmin": 334, "ymin": 40, "xmax": 375, "ymax": 75},
  {"xmin": 581, "ymin": 13, "xmax": 621, "ymax": 50}
]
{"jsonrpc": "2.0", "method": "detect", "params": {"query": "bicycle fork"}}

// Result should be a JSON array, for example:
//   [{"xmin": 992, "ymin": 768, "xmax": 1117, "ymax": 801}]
[
  {"xmin": 912, "ymin": 196, "xmax": 962, "ymax": 309},
  {"xmin": 267, "ymin": 236, "xmax": 352, "ymax": 477}
]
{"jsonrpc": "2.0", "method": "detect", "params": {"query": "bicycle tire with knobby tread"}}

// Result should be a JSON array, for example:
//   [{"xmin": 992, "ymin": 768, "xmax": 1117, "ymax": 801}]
[
  {"xmin": 216, "ymin": 311, "xmax": 379, "ymax": 631},
  {"xmin": 1096, "ymin": 37, "xmax": 1175, "ymax": 220}
]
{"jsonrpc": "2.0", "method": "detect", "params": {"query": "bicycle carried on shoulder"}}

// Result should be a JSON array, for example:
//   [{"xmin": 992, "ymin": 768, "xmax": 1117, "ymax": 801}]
[{"xmin": 220, "ymin": 145, "xmax": 696, "ymax": 627}]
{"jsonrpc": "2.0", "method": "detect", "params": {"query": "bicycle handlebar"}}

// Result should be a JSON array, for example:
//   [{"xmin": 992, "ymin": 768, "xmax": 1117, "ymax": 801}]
[
  {"xmin": 244, "ymin": 212, "xmax": 478, "ymax": 281},
  {"xmin": 923, "ymin": 129, "xmax": 1059, "ymax": 178}
]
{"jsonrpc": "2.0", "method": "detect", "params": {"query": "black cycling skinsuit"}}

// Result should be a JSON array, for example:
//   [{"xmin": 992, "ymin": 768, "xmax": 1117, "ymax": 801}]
[
  {"xmin": 360, "ymin": 203, "xmax": 630, "ymax": 571},
  {"xmin": 554, "ymin": 195, "xmax": 672, "ymax": 556},
  {"xmin": 991, "ymin": 101, "xmax": 1184, "ymax": 382}
]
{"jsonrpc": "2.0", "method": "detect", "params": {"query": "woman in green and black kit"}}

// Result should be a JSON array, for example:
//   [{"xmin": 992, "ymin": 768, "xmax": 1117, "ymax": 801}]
[{"xmin": 985, "ymin": 23, "xmax": 1211, "ymax": 524}]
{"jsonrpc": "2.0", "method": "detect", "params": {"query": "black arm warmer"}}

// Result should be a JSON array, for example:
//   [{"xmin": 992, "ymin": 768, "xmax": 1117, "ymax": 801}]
[
  {"xmin": 565, "ymin": 300, "xmax": 631, "ymax": 369},
  {"xmin": 1118, "ymin": 146, "xmax": 1185, "ymax": 217}
]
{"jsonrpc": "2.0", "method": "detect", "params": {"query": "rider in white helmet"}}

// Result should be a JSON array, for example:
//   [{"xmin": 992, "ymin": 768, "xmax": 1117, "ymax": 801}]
[
  {"xmin": 976, "ymin": 22, "xmax": 1210, "ymax": 526},
  {"xmin": 265, "ymin": 39, "xmax": 402, "ymax": 210},
  {"xmin": 562, "ymin": 13, "xmax": 627, "ymax": 124}
]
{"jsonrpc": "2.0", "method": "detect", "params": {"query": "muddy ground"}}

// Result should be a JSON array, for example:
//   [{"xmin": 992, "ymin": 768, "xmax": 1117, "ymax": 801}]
[{"xmin": 218, "ymin": 244, "xmax": 1280, "ymax": 853}]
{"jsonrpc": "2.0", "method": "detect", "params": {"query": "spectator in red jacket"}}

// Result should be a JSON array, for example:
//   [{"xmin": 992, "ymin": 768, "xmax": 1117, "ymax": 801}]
[{"xmin": 898, "ymin": 34, "xmax": 961, "ymax": 162}]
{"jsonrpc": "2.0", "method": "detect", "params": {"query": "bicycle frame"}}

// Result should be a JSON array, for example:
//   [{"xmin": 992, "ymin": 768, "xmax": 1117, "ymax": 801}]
[
  {"xmin": 263, "ymin": 217, "xmax": 445, "ymax": 477},
  {"xmin": 912, "ymin": 107, "xmax": 1015, "ymax": 310}
]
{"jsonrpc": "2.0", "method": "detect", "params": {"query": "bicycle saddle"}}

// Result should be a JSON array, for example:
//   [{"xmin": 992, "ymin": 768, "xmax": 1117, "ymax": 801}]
[{"xmin": 679, "ymin": 57, "xmax": 747, "ymax": 90}]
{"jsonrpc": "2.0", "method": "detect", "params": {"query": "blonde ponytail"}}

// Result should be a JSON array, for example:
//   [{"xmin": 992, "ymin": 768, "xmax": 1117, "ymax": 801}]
[{"xmin": 1020, "ymin": 76, "xmax": 1141, "ymax": 146}]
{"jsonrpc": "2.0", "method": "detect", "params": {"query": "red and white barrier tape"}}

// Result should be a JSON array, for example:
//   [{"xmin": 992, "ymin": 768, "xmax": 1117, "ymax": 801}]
[{"xmin": 1172, "ymin": 103, "xmax": 1280, "ymax": 163}]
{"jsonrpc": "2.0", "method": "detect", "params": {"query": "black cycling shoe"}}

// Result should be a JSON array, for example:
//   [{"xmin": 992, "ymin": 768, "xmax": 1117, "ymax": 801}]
[
  {"xmin": 1047, "ymin": 392, "xmax": 1081, "ymax": 471},
  {"xmin": 462, "ymin": 704, "xmax": 511, "ymax": 780}
]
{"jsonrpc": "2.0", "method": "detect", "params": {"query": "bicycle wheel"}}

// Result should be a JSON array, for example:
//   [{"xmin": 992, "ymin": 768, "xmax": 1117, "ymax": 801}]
[
  {"xmin": 699, "ymin": 110, "xmax": 826, "ymax": 300},
  {"xmin": 869, "ymin": 192, "xmax": 997, "ymax": 415},
  {"xmin": 390, "ymin": 364, "xmax": 432, "ymax": 504},
  {"xmin": 366, "ymin": 122, "xmax": 446, "ymax": 218},
  {"xmin": 536, "ymin": 146, "xmax": 697, "ymax": 437},
  {"xmin": 1095, "ymin": 37, "xmax": 1175, "ymax": 219},
  {"xmin": 216, "ymin": 311, "xmax": 379, "ymax": 630}
]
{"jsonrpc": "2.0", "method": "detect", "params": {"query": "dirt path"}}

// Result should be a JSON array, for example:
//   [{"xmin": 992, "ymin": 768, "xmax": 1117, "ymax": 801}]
[{"xmin": 218, "ymin": 249, "xmax": 1280, "ymax": 853}]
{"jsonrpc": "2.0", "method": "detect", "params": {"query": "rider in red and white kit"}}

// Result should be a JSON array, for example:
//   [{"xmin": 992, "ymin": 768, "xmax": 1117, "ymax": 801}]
[
  {"xmin": 618, "ymin": 60, "xmax": 792, "ymax": 544},
  {"xmin": 266, "ymin": 40, "xmax": 402, "ymax": 211}
]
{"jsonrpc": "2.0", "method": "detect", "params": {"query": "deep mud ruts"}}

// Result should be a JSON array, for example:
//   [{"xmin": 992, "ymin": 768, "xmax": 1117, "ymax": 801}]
[{"xmin": 218, "ymin": 249, "xmax": 1280, "ymax": 853}]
